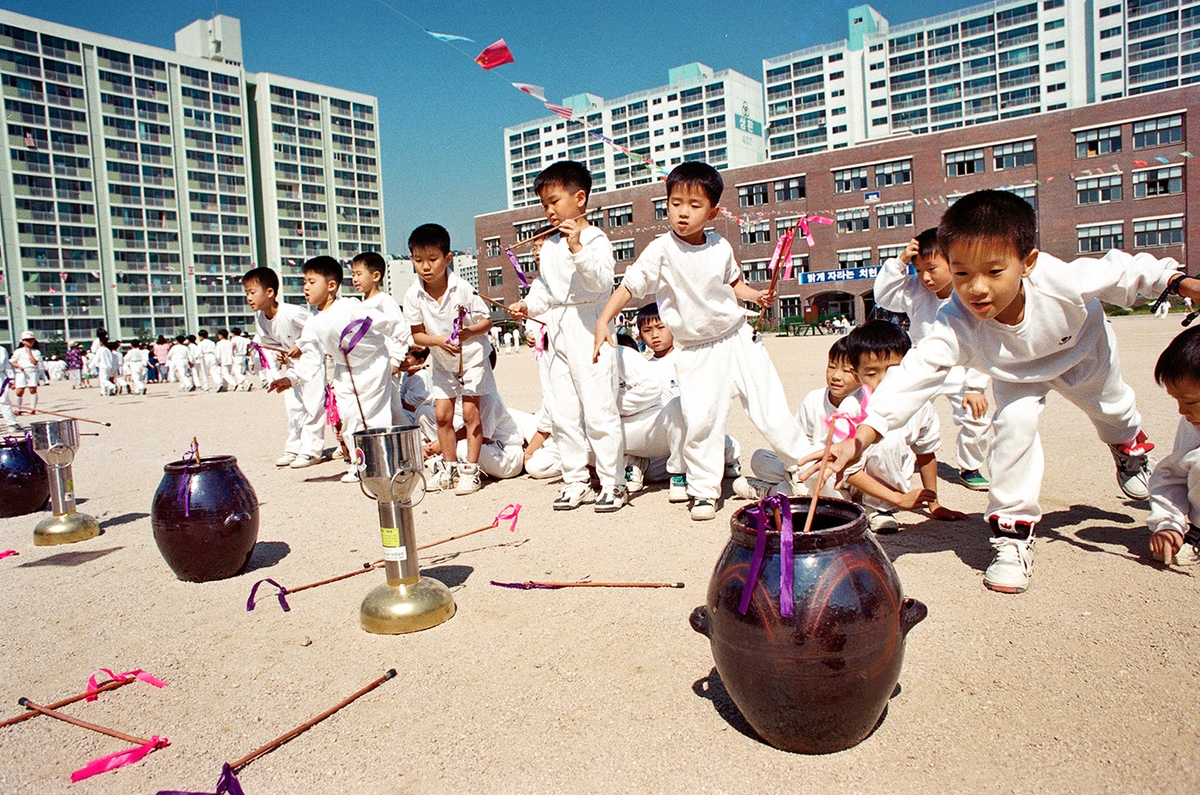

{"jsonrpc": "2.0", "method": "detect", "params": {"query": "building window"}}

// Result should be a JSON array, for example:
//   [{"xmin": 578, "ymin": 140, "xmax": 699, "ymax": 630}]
[
  {"xmin": 608, "ymin": 204, "xmax": 633, "ymax": 227},
  {"xmin": 994, "ymin": 140, "xmax": 1035, "ymax": 170},
  {"xmin": 586, "ymin": 208, "xmax": 604, "ymax": 227},
  {"xmin": 654, "ymin": 199, "xmax": 668, "ymax": 220},
  {"xmin": 487, "ymin": 268, "xmax": 502, "ymax": 288},
  {"xmin": 484, "ymin": 237, "xmax": 501, "ymax": 257},
  {"xmin": 1009, "ymin": 185, "xmax": 1037, "ymax": 210},
  {"xmin": 1100, "ymin": 71, "xmax": 1122, "ymax": 81},
  {"xmin": 833, "ymin": 167, "xmax": 868, "ymax": 193},
  {"xmin": 738, "ymin": 183, "xmax": 769, "ymax": 206},
  {"xmin": 945, "ymin": 148, "xmax": 985, "ymax": 176},
  {"xmin": 876, "ymin": 201, "xmax": 914, "ymax": 229},
  {"xmin": 774, "ymin": 177, "xmax": 805, "ymax": 202},
  {"xmin": 743, "ymin": 259, "xmax": 770, "ymax": 283},
  {"xmin": 1134, "ymin": 216, "xmax": 1184, "ymax": 247},
  {"xmin": 875, "ymin": 159, "xmax": 912, "ymax": 187},
  {"xmin": 1099, "ymin": 3, "xmax": 1120, "ymax": 15},
  {"xmin": 1133, "ymin": 115, "xmax": 1183, "ymax": 148},
  {"xmin": 1077, "ymin": 174, "xmax": 1123, "ymax": 204},
  {"xmin": 878, "ymin": 244, "xmax": 907, "ymax": 261},
  {"xmin": 836, "ymin": 207, "xmax": 871, "ymax": 234},
  {"xmin": 837, "ymin": 248, "xmax": 872, "ymax": 269},
  {"xmin": 741, "ymin": 222, "xmax": 771, "ymax": 245},
  {"xmin": 1078, "ymin": 223, "xmax": 1123, "ymax": 253},
  {"xmin": 1133, "ymin": 166, "xmax": 1184, "ymax": 198},
  {"xmin": 1076, "ymin": 126, "xmax": 1122, "ymax": 158}
]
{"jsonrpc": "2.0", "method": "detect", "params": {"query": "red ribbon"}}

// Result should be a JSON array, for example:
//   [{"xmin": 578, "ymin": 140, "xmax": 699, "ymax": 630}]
[{"xmin": 72, "ymin": 737, "xmax": 168, "ymax": 782}]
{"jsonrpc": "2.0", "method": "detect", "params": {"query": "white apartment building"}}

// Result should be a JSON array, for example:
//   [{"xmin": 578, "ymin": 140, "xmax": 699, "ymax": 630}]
[
  {"xmin": 762, "ymin": 0, "xmax": 1199, "ymax": 159},
  {"xmin": 0, "ymin": 9, "xmax": 386, "ymax": 344},
  {"xmin": 503, "ymin": 63, "xmax": 766, "ymax": 209}
]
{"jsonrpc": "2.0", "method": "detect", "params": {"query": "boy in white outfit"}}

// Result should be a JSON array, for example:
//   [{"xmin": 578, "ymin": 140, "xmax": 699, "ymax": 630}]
[
  {"xmin": 509, "ymin": 161, "xmax": 626, "ymax": 513},
  {"xmin": 124, "ymin": 341, "xmax": 148, "ymax": 395},
  {"xmin": 230, "ymin": 328, "xmax": 250, "ymax": 390},
  {"xmin": 196, "ymin": 331, "xmax": 217, "ymax": 392},
  {"xmin": 875, "ymin": 228, "xmax": 993, "ymax": 490},
  {"xmin": 277, "ymin": 257, "xmax": 404, "ymax": 484},
  {"xmin": 0, "ymin": 343, "xmax": 17, "ymax": 431},
  {"xmin": 10, "ymin": 331, "xmax": 43, "ymax": 411},
  {"xmin": 394, "ymin": 346, "xmax": 433, "ymax": 428},
  {"xmin": 214, "ymin": 330, "xmax": 238, "ymax": 392},
  {"xmin": 803, "ymin": 189, "xmax": 1197, "ymax": 594},
  {"xmin": 1146, "ymin": 327, "xmax": 1200, "ymax": 567},
  {"xmin": 594, "ymin": 162, "xmax": 810, "ymax": 521},
  {"xmin": 166, "ymin": 335, "xmax": 193, "ymax": 391},
  {"xmin": 353, "ymin": 251, "xmax": 415, "ymax": 423},
  {"xmin": 186, "ymin": 335, "xmax": 202, "ymax": 390},
  {"xmin": 242, "ymin": 267, "xmax": 326, "ymax": 471},
  {"xmin": 404, "ymin": 224, "xmax": 494, "ymax": 496},
  {"xmin": 94, "ymin": 342, "xmax": 117, "ymax": 396}
]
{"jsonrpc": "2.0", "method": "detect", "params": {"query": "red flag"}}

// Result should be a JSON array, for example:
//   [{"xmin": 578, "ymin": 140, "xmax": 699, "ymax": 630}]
[
  {"xmin": 545, "ymin": 103, "xmax": 573, "ymax": 120},
  {"xmin": 1133, "ymin": 160, "xmax": 1147, "ymax": 167},
  {"xmin": 475, "ymin": 39, "xmax": 514, "ymax": 70},
  {"xmin": 24, "ymin": 129, "xmax": 36, "ymax": 149}
]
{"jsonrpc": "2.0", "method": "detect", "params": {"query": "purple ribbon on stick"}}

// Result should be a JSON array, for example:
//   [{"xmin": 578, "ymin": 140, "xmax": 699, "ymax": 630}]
[
  {"xmin": 155, "ymin": 763, "xmax": 245, "ymax": 795},
  {"xmin": 338, "ymin": 317, "xmax": 372, "ymax": 355},
  {"xmin": 0, "ymin": 376, "xmax": 10, "ymax": 396},
  {"xmin": 247, "ymin": 342, "xmax": 268, "ymax": 369},
  {"xmin": 505, "ymin": 247, "xmax": 529, "ymax": 289},
  {"xmin": 246, "ymin": 578, "xmax": 290, "ymax": 612},
  {"xmin": 447, "ymin": 305, "xmax": 468, "ymax": 346},
  {"xmin": 737, "ymin": 494, "xmax": 796, "ymax": 618}
]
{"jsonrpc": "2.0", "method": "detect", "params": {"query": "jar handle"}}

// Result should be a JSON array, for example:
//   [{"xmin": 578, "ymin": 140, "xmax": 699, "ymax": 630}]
[
  {"xmin": 900, "ymin": 598, "xmax": 927, "ymax": 634},
  {"xmin": 688, "ymin": 606, "xmax": 712, "ymax": 638}
]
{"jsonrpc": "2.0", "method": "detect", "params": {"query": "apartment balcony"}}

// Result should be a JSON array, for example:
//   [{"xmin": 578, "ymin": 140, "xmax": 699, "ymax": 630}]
[
  {"xmin": 963, "ymin": 38, "xmax": 996, "ymax": 57},
  {"xmin": 1129, "ymin": 62, "xmax": 1179, "ymax": 83},
  {"xmin": 1129, "ymin": 0, "xmax": 1178, "ymax": 17},
  {"xmin": 116, "ymin": 283, "xmax": 150, "ymax": 293},
  {"xmin": 1130, "ymin": 40, "xmax": 1179, "ymax": 61},
  {"xmin": 2, "ymin": 61, "xmax": 41, "ymax": 78},
  {"xmin": 57, "ymin": 187, "xmax": 92, "ymax": 200},
  {"xmin": 7, "ymin": 109, "xmax": 44, "ymax": 126},
  {"xmin": 998, "ymin": 9, "xmax": 1037, "ymax": 27},
  {"xmin": 4, "ymin": 85, "xmax": 43, "ymax": 103},
  {"xmin": 48, "ymin": 117, "xmax": 87, "ymax": 133},
  {"xmin": 16, "ymin": 209, "xmax": 56, "ymax": 222},
  {"xmin": 46, "ymin": 94, "xmax": 85, "ymax": 110},
  {"xmin": 1130, "ymin": 19, "xmax": 1179, "ymax": 39},
  {"xmin": 15, "ymin": 183, "xmax": 53, "ymax": 198}
]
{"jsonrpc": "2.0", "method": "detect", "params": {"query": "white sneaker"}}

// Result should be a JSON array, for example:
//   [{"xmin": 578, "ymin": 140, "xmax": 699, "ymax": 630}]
[
  {"xmin": 724, "ymin": 460, "xmax": 742, "ymax": 479},
  {"xmin": 553, "ymin": 482, "xmax": 595, "ymax": 511},
  {"xmin": 1110, "ymin": 431, "xmax": 1153, "ymax": 500},
  {"xmin": 732, "ymin": 476, "xmax": 772, "ymax": 501},
  {"xmin": 668, "ymin": 474, "xmax": 689, "ymax": 503},
  {"xmin": 1174, "ymin": 542, "xmax": 1200, "ymax": 566},
  {"xmin": 625, "ymin": 457, "xmax": 647, "ymax": 494},
  {"xmin": 340, "ymin": 465, "xmax": 360, "ymax": 484},
  {"xmin": 427, "ymin": 460, "xmax": 458, "ymax": 491},
  {"xmin": 984, "ymin": 517, "xmax": 1035, "ymax": 594},
  {"xmin": 289, "ymin": 453, "xmax": 322, "ymax": 469},
  {"xmin": 690, "ymin": 498, "xmax": 717, "ymax": 521},
  {"xmin": 868, "ymin": 510, "xmax": 900, "ymax": 535},
  {"xmin": 275, "ymin": 453, "xmax": 297, "ymax": 467},
  {"xmin": 594, "ymin": 484, "xmax": 627, "ymax": 513},
  {"xmin": 454, "ymin": 462, "xmax": 482, "ymax": 495}
]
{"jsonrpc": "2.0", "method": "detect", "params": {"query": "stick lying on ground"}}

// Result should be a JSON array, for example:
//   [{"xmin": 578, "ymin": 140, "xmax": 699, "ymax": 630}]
[
  {"xmin": 18, "ymin": 697, "xmax": 154, "ymax": 745},
  {"xmin": 16, "ymin": 407, "xmax": 111, "ymax": 427},
  {"xmin": 0, "ymin": 678, "xmax": 132, "ymax": 729},
  {"xmin": 490, "ymin": 580, "xmax": 685, "ymax": 590}
]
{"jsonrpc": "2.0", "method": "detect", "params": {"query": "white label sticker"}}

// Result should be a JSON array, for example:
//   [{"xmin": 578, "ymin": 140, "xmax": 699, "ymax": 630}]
[{"xmin": 382, "ymin": 546, "xmax": 408, "ymax": 562}]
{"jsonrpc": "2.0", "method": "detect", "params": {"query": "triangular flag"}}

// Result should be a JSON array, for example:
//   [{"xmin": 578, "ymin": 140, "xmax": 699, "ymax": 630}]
[
  {"xmin": 512, "ymin": 82, "xmax": 546, "ymax": 101},
  {"xmin": 544, "ymin": 102, "xmax": 573, "ymax": 120},
  {"xmin": 1181, "ymin": 151, "xmax": 1194, "ymax": 158},
  {"xmin": 1156, "ymin": 155, "xmax": 1171, "ymax": 164},
  {"xmin": 475, "ymin": 39, "xmax": 514, "ymax": 70},
  {"xmin": 425, "ymin": 30, "xmax": 473, "ymax": 43},
  {"xmin": 1133, "ymin": 160, "xmax": 1148, "ymax": 167}
]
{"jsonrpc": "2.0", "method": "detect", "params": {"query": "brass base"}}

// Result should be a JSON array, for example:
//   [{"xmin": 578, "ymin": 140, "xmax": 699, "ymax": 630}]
[
  {"xmin": 359, "ymin": 577, "xmax": 455, "ymax": 635},
  {"xmin": 33, "ymin": 512, "xmax": 100, "ymax": 546}
]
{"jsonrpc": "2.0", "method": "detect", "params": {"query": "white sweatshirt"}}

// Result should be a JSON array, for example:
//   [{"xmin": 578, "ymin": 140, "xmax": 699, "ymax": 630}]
[
  {"xmin": 254, "ymin": 302, "xmax": 312, "ymax": 378},
  {"xmin": 166, "ymin": 343, "xmax": 190, "ymax": 364},
  {"xmin": 620, "ymin": 231, "xmax": 748, "ymax": 347},
  {"xmin": 644, "ymin": 349, "xmax": 679, "ymax": 398},
  {"xmin": 363, "ymin": 291, "xmax": 413, "ymax": 352},
  {"xmin": 198, "ymin": 338, "xmax": 217, "ymax": 363},
  {"xmin": 291, "ymin": 297, "xmax": 403, "ymax": 386},
  {"xmin": 522, "ymin": 226, "xmax": 614, "ymax": 316},
  {"xmin": 1147, "ymin": 417, "xmax": 1200, "ymax": 534},
  {"xmin": 215, "ymin": 338, "xmax": 233, "ymax": 366},
  {"xmin": 615, "ymin": 345, "xmax": 665, "ymax": 418},
  {"xmin": 402, "ymin": 272, "xmax": 491, "ymax": 377},
  {"xmin": 796, "ymin": 387, "xmax": 863, "ymax": 448},
  {"xmin": 863, "ymin": 249, "xmax": 1180, "ymax": 437}
]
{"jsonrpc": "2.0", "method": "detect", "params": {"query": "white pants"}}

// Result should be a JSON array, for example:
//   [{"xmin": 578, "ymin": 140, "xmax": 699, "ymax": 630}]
[
  {"xmin": 283, "ymin": 370, "xmax": 327, "ymax": 459},
  {"xmin": 670, "ymin": 325, "xmax": 806, "ymax": 500},
  {"xmin": 0, "ymin": 384, "xmax": 15, "ymax": 428},
  {"xmin": 988, "ymin": 318, "xmax": 1140, "ymax": 524},
  {"xmin": 526, "ymin": 437, "xmax": 562, "ymax": 479},
  {"xmin": 939, "ymin": 367, "xmax": 992, "ymax": 472},
  {"xmin": 333, "ymin": 358, "xmax": 394, "ymax": 442},
  {"xmin": 623, "ymin": 401, "xmax": 738, "ymax": 483},
  {"xmin": 128, "ymin": 366, "xmax": 147, "ymax": 395},
  {"xmin": 455, "ymin": 438, "xmax": 523, "ymax": 480},
  {"xmin": 217, "ymin": 364, "xmax": 238, "ymax": 391},
  {"xmin": 198, "ymin": 357, "xmax": 215, "ymax": 390},
  {"xmin": 97, "ymin": 367, "xmax": 117, "ymax": 396},
  {"xmin": 544, "ymin": 303, "xmax": 623, "ymax": 488},
  {"xmin": 168, "ymin": 361, "xmax": 192, "ymax": 390},
  {"xmin": 232, "ymin": 357, "xmax": 247, "ymax": 387}
]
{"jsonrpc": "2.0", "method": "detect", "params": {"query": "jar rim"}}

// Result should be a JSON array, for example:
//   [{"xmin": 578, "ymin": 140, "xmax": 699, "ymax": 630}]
[
  {"xmin": 163, "ymin": 454, "xmax": 238, "ymax": 474},
  {"xmin": 729, "ymin": 496, "xmax": 867, "ymax": 551}
]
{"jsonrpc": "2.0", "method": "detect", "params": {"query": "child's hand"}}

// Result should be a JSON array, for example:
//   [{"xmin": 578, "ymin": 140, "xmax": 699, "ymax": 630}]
[
  {"xmin": 962, "ymin": 392, "xmax": 988, "ymax": 419},
  {"xmin": 592, "ymin": 322, "xmax": 615, "ymax": 364},
  {"xmin": 436, "ymin": 336, "xmax": 461, "ymax": 356},
  {"xmin": 286, "ymin": 345, "xmax": 302, "ymax": 359},
  {"xmin": 391, "ymin": 364, "xmax": 401, "ymax": 376},
  {"xmin": 1175, "ymin": 275, "xmax": 1200, "ymax": 304},
  {"xmin": 1150, "ymin": 528, "xmax": 1185, "ymax": 563},
  {"xmin": 267, "ymin": 377, "xmax": 292, "ymax": 393},
  {"xmin": 558, "ymin": 217, "xmax": 583, "ymax": 251},
  {"xmin": 897, "ymin": 487, "xmax": 937, "ymax": 511},
  {"xmin": 797, "ymin": 439, "xmax": 858, "ymax": 482},
  {"xmin": 508, "ymin": 300, "xmax": 529, "ymax": 321},
  {"xmin": 899, "ymin": 238, "xmax": 920, "ymax": 265},
  {"xmin": 758, "ymin": 288, "xmax": 777, "ymax": 307},
  {"xmin": 928, "ymin": 501, "xmax": 969, "ymax": 520}
]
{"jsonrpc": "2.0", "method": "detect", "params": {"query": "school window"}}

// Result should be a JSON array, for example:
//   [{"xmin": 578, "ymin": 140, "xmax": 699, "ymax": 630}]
[
  {"xmin": 837, "ymin": 248, "xmax": 872, "ymax": 269},
  {"xmin": 1077, "ymin": 223, "xmax": 1123, "ymax": 253},
  {"xmin": 608, "ymin": 204, "xmax": 633, "ymax": 227},
  {"xmin": 1134, "ymin": 216, "xmax": 1184, "ymax": 247},
  {"xmin": 774, "ymin": 177, "xmax": 805, "ymax": 202},
  {"xmin": 743, "ymin": 259, "xmax": 770, "ymax": 283},
  {"xmin": 1009, "ymin": 185, "xmax": 1037, "ymax": 210},
  {"xmin": 1133, "ymin": 166, "xmax": 1183, "ymax": 198},
  {"xmin": 876, "ymin": 201, "xmax": 914, "ymax": 229},
  {"xmin": 513, "ymin": 220, "xmax": 541, "ymax": 241},
  {"xmin": 613, "ymin": 240, "xmax": 635, "ymax": 262},
  {"xmin": 586, "ymin": 208, "xmax": 605, "ymax": 227},
  {"xmin": 945, "ymin": 148, "xmax": 985, "ymax": 176},
  {"xmin": 653, "ymin": 199, "xmax": 668, "ymax": 220},
  {"xmin": 517, "ymin": 253, "xmax": 537, "ymax": 273},
  {"xmin": 878, "ymin": 244, "xmax": 907, "ymax": 261},
  {"xmin": 487, "ymin": 268, "xmax": 502, "ymax": 287},
  {"xmin": 484, "ymin": 237, "xmax": 501, "ymax": 257},
  {"xmin": 741, "ymin": 222, "xmax": 771, "ymax": 245},
  {"xmin": 738, "ymin": 182, "xmax": 769, "ymax": 206},
  {"xmin": 875, "ymin": 159, "xmax": 912, "ymax": 187},
  {"xmin": 1076, "ymin": 126, "xmax": 1122, "ymax": 158},
  {"xmin": 1133, "ymin": 115, "xmax": 1183, "ymax": 148},
  {"xmin": 833, "ymin": 167, "xmax": 868, "ymax": 193},
  {"xmin": 1077, "ymin": 174, "xmax": 1123, "ymax": 204},
  {"xmin": 994, "ymin": 140, "xmax": 1035, "ymax": 170},
  {"xmin": 836, "ymin": 207, "xmax": 870, "ymax": 234}
]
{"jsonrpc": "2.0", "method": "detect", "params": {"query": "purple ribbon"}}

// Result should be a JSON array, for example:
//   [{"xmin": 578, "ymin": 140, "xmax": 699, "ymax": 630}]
[
  {"xmin": 489, "ymin": 579, "xmax": 588, "ymax": 590},
  {"xmin": 447, "ymin": 305, "xmax": 468, "ymax": 346},
  {"xmin": 736, "ymin": 494, "xmax": 796, "ymax": 617},
  {"xmin": 246, "ymin": 578, "xmax": 290, "ymax": 612},
  {"xmin": 247, "ymin": 342, "xmax": 268, "ymax": 369},
  {"xmin": 737, "ymin": 504, "xmax": 768, "ymax": 616},
  {"xmin": 178, "ymin": 441, "xmax": 198, "ymax": 518},
  {"xmin": 0, "ymin": 376, "xmax": 10, "ymax": 395},
  {"xmin": 338, "ymin": 318, "xmax": 372, "ymax": 355},
  {"xmin": 505, "ymin": 247, "xmax": 529, "ymax": 289},
  {"xmin": 155, "ymin": 763, "xmax": 245, "ymax": 795}
]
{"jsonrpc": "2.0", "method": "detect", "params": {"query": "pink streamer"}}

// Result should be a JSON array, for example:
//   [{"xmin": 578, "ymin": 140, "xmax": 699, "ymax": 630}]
[
  {"xmin": 492, "ymin": 503, "xmax": 522, "ymax": 532},
  {"xmin": 0, "ymin": 550, "xmax": 17, "ymax": 559},
  {"xmin": 532, "ymin": 326, "xmax": 546, "ymax": 360},
  {"xmin": 247, "ymin": 342, "xmax": 268, "ymax": 369},
  {"xmin": 86, "ymin": 668, "xmax": 168, "ymax": 701},
  {"xmin": 324, "ymin": 385, "xmax": 340, "ymax": 426},
  {"xmin": 826, "ymin": 386, "xmax": 871, "ymax": 444},
  {"xmin": 71, "ymin": 737, "xmax": 167, "ymax": 782}
]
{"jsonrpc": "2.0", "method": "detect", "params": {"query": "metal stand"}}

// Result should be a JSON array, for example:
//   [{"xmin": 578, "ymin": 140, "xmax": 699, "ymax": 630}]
[
  {"xmin": 29, "ymin": 419, "xmax": 99, "ymax": 546},
  {"xmin": 352, "ymin": 425, "xmax": 454, "ymax": 634}
]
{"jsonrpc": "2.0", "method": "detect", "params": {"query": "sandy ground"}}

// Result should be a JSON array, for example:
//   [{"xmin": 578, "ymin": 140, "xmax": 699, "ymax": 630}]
[{"xmin": 0, "ymin": 313, "xmax": 1197, "ymax": 795}]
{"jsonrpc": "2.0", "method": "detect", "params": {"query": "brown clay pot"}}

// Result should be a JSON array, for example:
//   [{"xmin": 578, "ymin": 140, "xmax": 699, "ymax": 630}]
[
  {"xmin": 151, "ymin": 455, "xmax": 259, "ymax": 582},
  {"xmin": 0, "ymin": 433, "xmax": 49, "ymax": 518},
  {"xmin": 690, "ymin": 497, "xmax": 926, "ymax": 754}
]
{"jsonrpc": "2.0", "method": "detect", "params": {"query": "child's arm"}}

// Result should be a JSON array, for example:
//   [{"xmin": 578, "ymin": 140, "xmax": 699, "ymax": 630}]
[
  {"xmin": 411, "ymin": 324, "xmax": 459, "ymax": 356},
  {"xmin": 1147, "ymin": 418, "xmax": 1200, "ymax": 562},
  {"xmin": 845, "ymin": 470, "xmax": 935, "ymax": 511},
  {"xmin": 1071, "ymin": 249, "xmax": 1197, "ymax": 307},
  {"xmin": 730, "ymin": 277, "xmax": 776, "ymax": 308},
  {"xmin": 873, "ymin": 238, "xmax": 919, "ymax": 312},
  {"xmin": 523, "ymin": 430, "xmax": 550, "ymax": 462},
  {"xmin": 559, "ymin": 219, "xmax": 615, "ymax": 294},
  {"xmin": 915, "ymin": 452, "xmax": 969, "ymax": 520},
  {"xmin": 593, "ymin": 285, "xmax": 633, "ymax": 363}
]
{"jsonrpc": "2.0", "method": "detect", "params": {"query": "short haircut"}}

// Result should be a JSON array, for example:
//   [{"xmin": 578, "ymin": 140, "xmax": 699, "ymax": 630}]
[
  {"xmin": 218, "ymin": 329, "xmax": 229, "ymax": 338},
  {"xmin": 828, "ymin": 335, "xmax": 853, "ymax": 364},
  {"xmin": 938, "ymin": 189, "xmax": 1037, "ymax": 260},
  {"xmin": 533, "ymin": 224, "xmax": 555, "ymax": 238},
  {"xmin": 666, "ymin": 161, "xmax": 723, "ymax": 206},
  {"xmin": 352, "ymin": 251, "xmax": 388, "ymax": 278},
  {"xmin": 198, "ymin": 329, "xmax": 209, "ymax": 338},
  {"xmin": 1155, "ymin": 326, "xmax": 1200, "ymax": 386},
  {"xmin": 407, "ymin": 345, "xmax": 430, "ymax": 363},
  {"xmin": 175, "ymin": 335, "xmax": 186, "ymax": 343},
  {"xmin": 845, "ymin": 320, "xmax": 912, "ymax": 368},
  {"xmin": 636, "ymin": 302, "xmax": 661, "ymax": 329},
  {"xmin": 616, "ymin": 333, "xmax": 639, "ymax": 350},
  {"xmin": 303, "ymin": 255, "xmax": 343, "ymax": 284},
  {"xmin": 533, "ymin": 160, "xmax": 592, "ymax": 200},
  {"xmin": 231, "ymin": 328, "xmax": 242, "ymax": 336},
  {"xmin": 915, "ymin": 228, "xmax": 940, "ymax": 261},
  {"xmin": 242, "ymin": 266, "xmax": 279, "ymax": 293},
  {"xmin": 407, "ymin": 224, "xmax": 451, "ymax": 255}
]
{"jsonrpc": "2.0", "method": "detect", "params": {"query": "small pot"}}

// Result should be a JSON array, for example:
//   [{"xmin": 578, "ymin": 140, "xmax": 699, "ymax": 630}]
[{"xmin": 0, "ymin": 433, "xmax": 50, "ymax": 518}]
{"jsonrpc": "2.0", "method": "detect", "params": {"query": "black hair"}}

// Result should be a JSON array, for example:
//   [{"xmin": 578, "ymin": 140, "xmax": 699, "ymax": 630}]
[
  {"xmin": 407, "ymin": 224, "xmax": 451, "ymax": 256},
  {"xmin": 616, "ymin": 333, "xmax": 639, "ymax": 350},
  {"xmin": 828, "ymin": 335, "xmax": 853, "ymax": 364},
  {"xmin": 217, "ymin": 329, "xmax": 229, "ymax": 339},
  {"xmin": 488, "ymin": 346, "xmax": 497, "ymax": 370},
  {"xmin": 845, "ymin": 320, "xmax": 912, "ymax": 369},
  {"xmin": 407, "ymin": 345, "xmax": 430, "ymax": 363},
  {"xmin": 533, "ymin": 160, "xmax": 592, "ymax": 200},
  {"xmin": 938, "ymin": 189, "xmax": 1037, "ymax": 260},
  {"xmin": 915, "ymin": 227, "xmax": 940, "ymax": 261},
  {"xmin": 157, "ymin": 335, "xmax": 167, "ymax": 344},
  {"xmin": 352, "ymin": 251, "xmax": 388, "ymax": 278},
  {"xmin": 666, "ymin": 161, "xmax": 723, "ymax": 206},
  {"xmin": 175, "ymin": 335, "xmax": 186, "ymax": 343},
  {"xmin": 533, "ymin": 225, "xmax": 555, "ymax": 238},
  {"xmin": 186, "ymin": 335, "xmax": 196, "ymax": 343},
  {"xmin": 198, "ymin": 329, "xmax": 209, "ymax": 339},
  {"xmin": 231, "ymin": 328, "xmax": 242, "ymax": 336},
  {"xmin": 636, "ymin": 302, "xmax": 661, "ymax": 329},
  {"xmin": 303, "ymin": 256, "xmax": 343, "ymax": 284},
  {"xmin": 1155, "ymin": 325, "xmax": 1200, "ymax": 386},
  {"xmin": 242, "ymin": 266, "xmax": 280, "ymax": 294}
]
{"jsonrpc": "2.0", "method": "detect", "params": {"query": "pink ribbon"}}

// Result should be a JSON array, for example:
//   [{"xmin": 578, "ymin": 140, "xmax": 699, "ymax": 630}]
[
  {"xmin": 324, "ymin": 385, "xmax": 340, "ymax": 426},
  {"xmin": 796, "ymin": 214, "xmax": 833, "ymax": 247},
  {"xmin": 72, "ymin": 737, "xmax": 168, "ymax": 782},
  {"xmin": 86, "ymin": 668, "xmax": 168, "ymax": 701},
  {"xmin": 492, "ymin": 503, "xmax": 522, "ymax": 532},
  {"xmin": 506, "ymin": 247, "xmax": 530, "ymax": 289},
  {"xmin": 532, "ymin": 326, "xmax": 546, "ymax": 360},
  {"xmin": 0, "ymin": 550, "xmax": 16, "ymax": 559},
  {"xmin": 825, "ymin": 385, "xmax": 871, "ymax": 444}
]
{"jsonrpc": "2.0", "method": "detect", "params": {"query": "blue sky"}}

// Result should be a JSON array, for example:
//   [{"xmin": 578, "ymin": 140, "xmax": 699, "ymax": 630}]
[{"xmin": 15, "ymin": 0, "xmax": 966, "ymax": 255}]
